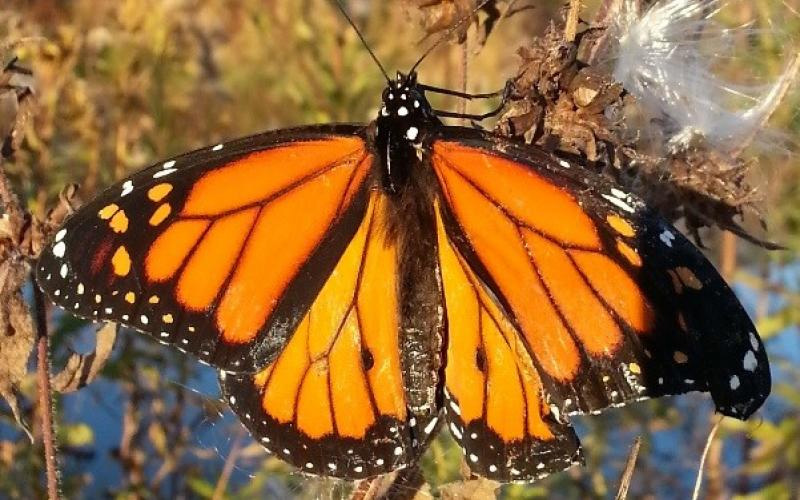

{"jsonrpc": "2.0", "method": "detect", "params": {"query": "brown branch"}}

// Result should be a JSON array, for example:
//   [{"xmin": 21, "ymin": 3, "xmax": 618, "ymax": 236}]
[
  {"xmin": 615, "ymin": 436, "xmax": 642, "ymax": 500},
  {"xmin": 34, "ymin": 284, "xmax": 60, "ymax": 499}
]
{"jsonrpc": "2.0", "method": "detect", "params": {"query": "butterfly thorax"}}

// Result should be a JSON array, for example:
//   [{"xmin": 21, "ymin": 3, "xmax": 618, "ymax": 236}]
[{"xmin": 375, "ymin": 71, "xmax": 440, "ymax": 194}]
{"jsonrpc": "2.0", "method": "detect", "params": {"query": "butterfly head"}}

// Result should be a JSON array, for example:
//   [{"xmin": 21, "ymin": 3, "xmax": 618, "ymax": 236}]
[
  {"xmin": 375, "ymin": 71, "xmax": 440, "ymax": 194},
  {"xmin": 378, "ymin": 71, "xmax": 437, "ymax": 143}
]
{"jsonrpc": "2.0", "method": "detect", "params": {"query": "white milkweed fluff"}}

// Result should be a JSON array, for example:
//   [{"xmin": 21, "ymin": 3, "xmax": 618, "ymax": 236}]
[{"xmin": 606, "ymin": 0, "xmax": 799, "ymax": 153}]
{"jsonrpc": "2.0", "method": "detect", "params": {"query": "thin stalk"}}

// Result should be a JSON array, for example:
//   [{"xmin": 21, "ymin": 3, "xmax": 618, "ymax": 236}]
[{"xmin": 34, "ymin": 285, "xmax": 60, "ymax": 499}]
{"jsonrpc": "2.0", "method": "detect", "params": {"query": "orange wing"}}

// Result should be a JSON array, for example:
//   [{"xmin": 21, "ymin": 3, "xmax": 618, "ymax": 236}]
[
  {"xmin": 432, "ymin": 139, "xmax": 711, "ymax": 416},
  {"xmin": 220, "ymin": 192, "xmax": 437, "ymax": 479},
  {"xmin": 436, "ymin": 203, "xmax": 581, "ymax": 481},
  {"xmin": 37, "ymin": 128, "xmax": 373, "ymax": 372}
]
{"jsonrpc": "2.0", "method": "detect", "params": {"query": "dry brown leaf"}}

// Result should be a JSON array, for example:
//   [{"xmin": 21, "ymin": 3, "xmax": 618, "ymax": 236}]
[
  {"xmin": 440, "ymin": 477, "xmax": 500, "ymax": 499},
  {"xmin": 350, "ymin": 466, "xmax": 430, "ymax": 500},
  {"xmin": 52, "ymin": 322, "xmax": 117, "ymax": 393},
  {"xmin": 0, "ymin": 290, "xmax": 35, "ymax": 441},
  {"xmin": 0, "ymin": 57, "xmax": 36, "ymax": 159},
  {"xmin": 409, "ymin": 0, "xmax": 505, "ymax": 48}
]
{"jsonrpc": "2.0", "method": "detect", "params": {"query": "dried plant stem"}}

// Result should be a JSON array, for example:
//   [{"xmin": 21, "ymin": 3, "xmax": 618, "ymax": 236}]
[
  {"xmin": 564, "ymin": 0, "xmax": 582, "ymax": 42},
  {"xmin": 693, "ymin": 417, "xmax": 723, "ymax": 500},
  {"xmin": 614, "ymin": 436, "xmax": 642, "ymax": 500},
  {"xmin": 34, "ymin": 285, "xmax": 60, "ymax": 499},
  {"xmin": 459, "ymin": 37, "xmax": 468, "ymax": 121}
]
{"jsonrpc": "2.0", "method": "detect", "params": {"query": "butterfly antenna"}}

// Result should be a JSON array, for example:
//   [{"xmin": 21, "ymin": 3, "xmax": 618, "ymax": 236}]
[
  {"xmin": 332, "ymin": 0, "xmax": 391, "ymax": 84},
  {"xmin": 409, "ymin": 0, "xmax": 492, "ymax": 75}
]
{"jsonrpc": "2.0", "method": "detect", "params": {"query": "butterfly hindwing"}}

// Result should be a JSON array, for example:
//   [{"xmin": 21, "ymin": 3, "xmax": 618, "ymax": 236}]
[
  {"xmin": 435, "ymin": 203, "xmax": 582, "ymax": 481},
  {"xmin": 220, "ymin": 191, "xmax": 440, "ymax": 479},
  {"xmin": 430, "ymin": 129, "xmax": 770, "ymax": 420},
  {"xmin": 36, "ymin": 126, "xmax": 374, "ymax": 372}
]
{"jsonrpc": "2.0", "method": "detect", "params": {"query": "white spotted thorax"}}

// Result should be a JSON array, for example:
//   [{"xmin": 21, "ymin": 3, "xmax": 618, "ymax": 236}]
[{"xmin": 375, "ymin": 71, "xmax": 439, "ymax": 193}]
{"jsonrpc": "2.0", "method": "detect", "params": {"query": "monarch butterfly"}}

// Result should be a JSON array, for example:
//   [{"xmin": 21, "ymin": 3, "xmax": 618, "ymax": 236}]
[{"xmin": 35, "ymin": 9, "xmax": 770, "ymax": 485}]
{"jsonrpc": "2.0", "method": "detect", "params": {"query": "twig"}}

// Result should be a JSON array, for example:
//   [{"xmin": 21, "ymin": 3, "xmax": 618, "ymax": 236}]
[
  {"xmin": 34, "ymin": 285, "xmax": 60, "ymax": 499},
  {"xmin": 564, "ymin": 0, "xmax": 582, "ymax": 42},
  {"xmin": 614, "ymin": 436, "xmax": 642, "ymax": 500},
  {"xmin": 692, "ymin": 417, "xmax": 723, "ymax": 500},
  {"xmin": 459, "ymin": 36, "xmax": 468, "ymax": 122}
]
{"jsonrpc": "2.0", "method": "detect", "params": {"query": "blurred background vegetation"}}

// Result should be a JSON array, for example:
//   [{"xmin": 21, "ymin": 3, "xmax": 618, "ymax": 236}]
[{"xmin": 0, "ymin": 0, "xmax": 799, "ymax": 498}]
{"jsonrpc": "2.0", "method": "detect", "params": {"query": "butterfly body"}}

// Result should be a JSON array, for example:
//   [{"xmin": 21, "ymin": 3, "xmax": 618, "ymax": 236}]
[{"xmin": 36, "ymin": 69, "xmax": 770, "ymax": 482}]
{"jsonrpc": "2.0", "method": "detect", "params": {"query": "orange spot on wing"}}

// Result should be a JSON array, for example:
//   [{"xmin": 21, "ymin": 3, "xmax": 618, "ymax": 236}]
[
  {"xmin": 109, "ymin": 210, "xmax": 129, "ymax": 233},
  {"xmin": 617, "ymin": 240, "xmax": 643, "ymax": 267},
  {"xmin": 98, "ymin": 204, "xmax": 119, "ymax": 220},
  {"xmin": 667, "ymin": 269, "xmax": 683, "ymax": 294},
  {"xmin": 148, "ymin": 183, "xmax": 173, "ymax": 202},
  {"xmin": 523, "ymin": 230, "xmax": 623, "ymax": 356},
  {"xmin": 176, "ymin": 208, "xmax": 258, "ymax": 311},
  {"xmin": 112, "ymin": 246, "xmax": 131, "ymax": 277},
  {"xmin": 677, "ymin": 312, "xmax": 688, "ymax": 332},
  {"xmin": 435, "ymin": 171, "xmax": 581, "ymax": 381},
  {"xmin": 676, "ymin": 266, "xmax": 703, "ymax": 290},
  {"xmin": 182, "ymin": 138, "xmax": 365, "ymax": 217},
  {"xmin": 330, "ymin": 311, "xmax": 375, "ymax": 438},
  {"xmin": 149, "ymin": 204, "xmax": 171, "ymax": 226},
  {"xmin": 570, "ymin": 250, "xmax": 654, "ymax": 333},
  {"xmin": 296, "ymin": 363, "xmax": 334, "ymax": 438},
  {"xmin": 434, "ymin": 141, "xmax": 600, "ymax": 248},
  {"xmin": 215, "ymin": 163, "xmax": 354, "ymax": 344},
  {"xmin": 124, "ymin": 291, "xmax": 135, "ymax": 304},
  {"xmin": 145, "ymin": 220, "xmax": 210, "ymax": 282},
  {"xmin": 607, "ymin": 215, "xmax": 635, "ymax": 237}
]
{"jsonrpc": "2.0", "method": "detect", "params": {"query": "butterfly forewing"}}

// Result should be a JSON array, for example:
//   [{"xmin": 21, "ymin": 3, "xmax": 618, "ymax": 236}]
[
  {"xmin": 430, "ymin": 130, "xmax": 770, "ymax": 421},
  {"xmin": 37, "ymin": 126, "xmax": 374, "ymax": 372}
]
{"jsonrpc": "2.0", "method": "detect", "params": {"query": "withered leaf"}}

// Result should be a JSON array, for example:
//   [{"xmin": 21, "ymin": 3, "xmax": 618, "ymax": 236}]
[
  {"xmin": 351, "ymin": 465, "xmax": 430, "ymax": 500},
  {"xmin": 440, "ymin": 476, "xmax": 500, "ymax": 500},
  {"xmin": 0, "ymin": 290, "xmax": 36, "ymax": 441},
  {"xmin": 52, "ymin": 322, "xmax": 117, "ymax": 393}
]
